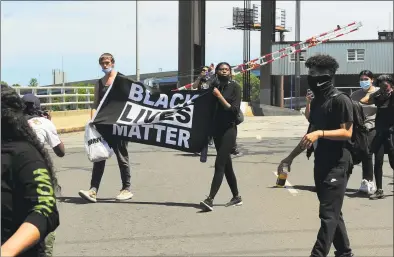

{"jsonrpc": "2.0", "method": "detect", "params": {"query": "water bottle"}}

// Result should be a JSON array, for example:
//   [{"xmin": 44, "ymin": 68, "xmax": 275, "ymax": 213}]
[
  {"xmin": 200, "ymin": 145, "xmax": 208, "ymax": 163},
  {"xmin": 276, "ymin": 163, "xmax": 289, "ymax": 187}
]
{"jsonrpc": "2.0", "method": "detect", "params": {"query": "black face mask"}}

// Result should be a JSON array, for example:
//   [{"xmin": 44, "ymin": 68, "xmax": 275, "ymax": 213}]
[
  {"xmin": 217, "ymin": 75, "xmax": 230, "ymax": 82},
  {"xmin": 307, "ymin": 74, "xmax": 333, "ymax": 96}
]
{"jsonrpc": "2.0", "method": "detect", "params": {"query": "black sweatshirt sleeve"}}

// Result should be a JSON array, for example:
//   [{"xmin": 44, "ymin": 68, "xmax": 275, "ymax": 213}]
[
  {"xmin": 229, "ymin": 81, "xmax": 242, "ymax": 116},
  {"xmin": 16, "ymin": 151, "xmax": 60, "ymax": 240}
]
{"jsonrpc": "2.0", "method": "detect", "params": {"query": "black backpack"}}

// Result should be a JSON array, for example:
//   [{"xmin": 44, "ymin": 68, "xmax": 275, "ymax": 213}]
[{"xmin": 306, "ymin": 91, "xmax": 369, "ymax": 165}]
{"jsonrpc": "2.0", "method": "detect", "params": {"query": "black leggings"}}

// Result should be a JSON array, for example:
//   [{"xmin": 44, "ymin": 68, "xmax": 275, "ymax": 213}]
[
  {"xmin": 361, "ymin": 129, "xmax": 376, "ymax": 181},
  {"xmin": 209, "ymin": 126, "xmax": 239, "ymax": 199}
]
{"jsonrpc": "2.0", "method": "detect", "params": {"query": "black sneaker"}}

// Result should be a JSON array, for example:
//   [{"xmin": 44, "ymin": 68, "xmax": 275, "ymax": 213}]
[
  {"xmin": 225, "ymin": 196, "xmax": 243, "ymax": 207},
  {"xmin": 200, "ymin": 198, "xmax": 213, "ymax": 212},
  {"xmin": 334, "ymin": 251, "xmax": 354, "ymax": 257},
  {"xmin": 370, "ymin": 189, "xmax": 385, "ymax": 200},
  {"xmin": 231, "ymin": 150, "xmax": 243, "ymax": 158}
]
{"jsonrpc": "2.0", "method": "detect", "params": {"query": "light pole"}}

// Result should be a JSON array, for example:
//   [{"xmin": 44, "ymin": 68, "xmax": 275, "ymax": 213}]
[
  {"xmin": 294, "ymin": 0, "xmax": 301, "ymax": 110},
  {"xmin": 136, "ymin": 0, "xmax": 140, "ymax": 82}
]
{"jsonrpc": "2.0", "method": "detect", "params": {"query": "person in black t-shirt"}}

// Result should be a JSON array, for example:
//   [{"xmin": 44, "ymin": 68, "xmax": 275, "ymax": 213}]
[
  {"xmin": 359, "ymin": 74, "xmax": 394, "ymax": 199},
  {"xmin": 1, "ymin": 84, "xmax": 60, "ymax": 257},
  {"xmin": 199, "ymin": 62, "xmax": 243, "ymax": 212},
  {"xmin": 277, "ymin": 54, "xmax": 354, "ymax": 257}
]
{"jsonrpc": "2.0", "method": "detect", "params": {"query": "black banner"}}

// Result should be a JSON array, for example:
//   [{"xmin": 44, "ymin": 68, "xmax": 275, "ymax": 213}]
[{"xmin": 92, "ymin": 74, "xmax": 216, "ymax": 153}]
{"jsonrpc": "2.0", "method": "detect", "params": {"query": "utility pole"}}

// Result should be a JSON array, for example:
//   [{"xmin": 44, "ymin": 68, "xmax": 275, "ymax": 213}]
[
  {"xmin": 136, "ymin": 0, "xmax": 140, "ymax": 82},
  {"xmin": 61, "ymin": 56, "xmax": 65, "ymax": 86},
  {"xmin": 294, "ymin": 0, "xmax": 301, "ymax": 110}
]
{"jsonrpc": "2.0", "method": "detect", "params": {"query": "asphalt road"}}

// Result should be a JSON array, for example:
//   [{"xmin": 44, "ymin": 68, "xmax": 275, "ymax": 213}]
[{"xmin": 52, "ymin": 120, "xmax": 393, "ymax": 256}]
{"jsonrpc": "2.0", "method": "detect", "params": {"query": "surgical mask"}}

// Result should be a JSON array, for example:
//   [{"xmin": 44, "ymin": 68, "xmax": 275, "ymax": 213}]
[
  {"xmin": 102, "ymin": 67, "xmax": 112, "ymax": 74},
  {"xmin": 359, "ymin": 80, "xmax": 370, "ymax": 90},
  {"xmin": 307, "ymin": 74, "xmax": 333, "ymax": 95}
]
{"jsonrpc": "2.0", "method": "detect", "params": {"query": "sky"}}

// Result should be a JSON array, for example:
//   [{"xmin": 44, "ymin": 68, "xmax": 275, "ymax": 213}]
[{"xmin": 1, "ymin": 1, "xmax": 393, "ymax": 86}]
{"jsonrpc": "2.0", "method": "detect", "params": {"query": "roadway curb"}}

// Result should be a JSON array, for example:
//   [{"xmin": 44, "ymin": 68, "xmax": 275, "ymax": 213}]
[{"xmin": 57, "ymin": 126, "xmax": 85, "ymax": 134}]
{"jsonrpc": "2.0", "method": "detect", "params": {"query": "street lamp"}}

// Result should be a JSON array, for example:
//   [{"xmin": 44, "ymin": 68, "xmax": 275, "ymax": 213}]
[{"xmin": 136, "ymin": 0, "xmax": 140, "ymax": 82}]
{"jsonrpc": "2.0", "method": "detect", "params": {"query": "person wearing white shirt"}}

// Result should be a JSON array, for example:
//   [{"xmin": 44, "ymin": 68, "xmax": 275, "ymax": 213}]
[
  {"xmin": 22, "ymin": 94, "xmax": 65, "ymax": 157},
  {"xmin": 22, "ymin": 93, "xmax": 65, "ymax": 257}
]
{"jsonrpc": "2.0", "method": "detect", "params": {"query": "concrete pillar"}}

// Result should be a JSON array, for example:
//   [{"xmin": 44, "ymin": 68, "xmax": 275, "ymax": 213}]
[
  {"xmin": 178, "ymin": 1, "xmax": 206, "ymax": 88},
  {"xmin": 259, "ymin": 0, "xmax": 276, "ymax": 105}
]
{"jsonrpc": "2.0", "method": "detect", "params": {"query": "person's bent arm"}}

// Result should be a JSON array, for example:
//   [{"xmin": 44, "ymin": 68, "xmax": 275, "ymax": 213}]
[
  {"xmin": 304, "ymin": 101, "xmax": 311, "ymax": 120},
  {"xmin": 316, "ymin": 122, "xmax": 353, "ymax": 141},
  {"xmin": 46, "ymin": 120, "xmax": 65, "ymax": 157},
  {"xmin": 216, "ymin": 82, "xmax": 241, "ymax": 116},
  {"xmin": 1, "ymin": 157, "xmax": 59, "ymax": 257},
  {"xmin": 360, "ymin": 88, "xmax": 381, "ymax": 105},
  {"xmin": 53, "ymin": 142, "xmax": 65, "ymax": 157}
]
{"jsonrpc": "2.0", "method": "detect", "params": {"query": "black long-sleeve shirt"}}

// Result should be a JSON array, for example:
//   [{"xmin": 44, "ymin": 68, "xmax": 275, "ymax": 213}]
[
  {"xmin": 211, "ymin": 79, "xmax": 242, "ymax": 135},
  {"xmin": 2, "ymin": 141, "xmax": 60, "ymax": 257}
]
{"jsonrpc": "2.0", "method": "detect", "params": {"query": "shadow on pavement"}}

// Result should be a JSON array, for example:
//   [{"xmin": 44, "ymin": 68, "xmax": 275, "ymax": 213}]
[
  {"xmin": 57, "ymin": 196, "xmax": 203, "ymax": 209},
  {"xmin": 274, "ymin": 185, "xmax": 359, "ymax": 194}
]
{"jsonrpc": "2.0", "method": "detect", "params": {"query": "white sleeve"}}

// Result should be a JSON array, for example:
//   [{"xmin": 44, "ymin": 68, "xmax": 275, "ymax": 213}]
[{"xmin": 43, "ymin": 119, "xmax": 62, "ymax": 148}]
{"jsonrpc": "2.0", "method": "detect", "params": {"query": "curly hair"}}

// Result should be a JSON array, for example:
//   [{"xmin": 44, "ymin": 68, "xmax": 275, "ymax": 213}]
[
  {"xmin": 375, "ymin": 74, "xmax": 394, "ymax": 88},
  {"xmin": 1, "ymin": 84, "xmax": 61, "ymax": 194},
  {"xmin": 305, "ymin": 54, "xmax": 339, "ymax": 75}
]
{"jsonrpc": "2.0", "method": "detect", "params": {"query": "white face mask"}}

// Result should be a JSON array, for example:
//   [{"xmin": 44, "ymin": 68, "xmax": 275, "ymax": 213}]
[{"xmin": 102, "ymin": 67, "xmax": 112, "ymax": 74}]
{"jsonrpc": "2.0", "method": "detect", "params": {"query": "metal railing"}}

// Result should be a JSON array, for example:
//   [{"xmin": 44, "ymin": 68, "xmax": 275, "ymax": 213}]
[
  {"xmin": 284, "ymin": 87, "xmax": 360, "ymax": 109},
  {"xmin": 13, "ymin": 85, "xmax": 361, "ymax": 112},
  {"xmin": 13, "ymin": 86, "xmax": 95, "ymax": 111}
]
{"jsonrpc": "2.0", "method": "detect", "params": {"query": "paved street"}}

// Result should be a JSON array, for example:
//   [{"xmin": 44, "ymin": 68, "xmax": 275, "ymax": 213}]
[{"xmin": 52, "ymin": 117, "xmax": 393, "ymax": 256}]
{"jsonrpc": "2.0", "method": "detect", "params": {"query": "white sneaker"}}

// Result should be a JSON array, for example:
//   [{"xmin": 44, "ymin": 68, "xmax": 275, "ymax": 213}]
[
  {"xmin": 367, "ymin": 181, "xmax": 376, "ymax": 195},
  {"xmin": 78, "ymin": 189, "xmax": 97, "ymax": 203},
  {"xmin": 359, "ymin": 179, "xmax": 369, "ymax": 193},
  {"xmin": 115, "ymin": 190, "xmax": 133, "ymax": 201}
]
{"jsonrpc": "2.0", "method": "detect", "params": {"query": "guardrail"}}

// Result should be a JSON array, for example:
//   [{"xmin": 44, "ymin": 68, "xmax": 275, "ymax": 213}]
[
  {"xmin": 13, "ymin": 85, "xmax": 362, "ymax": 111},
  {"xmin": 13, "ymin": 86, "xmax": 95, "ymax": 111},
  {"xmin": 284, "ymin": 87, "xmax": 361, "ymax": 109}
]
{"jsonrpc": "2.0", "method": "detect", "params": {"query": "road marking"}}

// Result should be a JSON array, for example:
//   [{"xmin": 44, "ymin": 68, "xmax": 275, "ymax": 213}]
[{"xmin": 272, "ymin": 171, "xmax": 299, "ymax": 196}]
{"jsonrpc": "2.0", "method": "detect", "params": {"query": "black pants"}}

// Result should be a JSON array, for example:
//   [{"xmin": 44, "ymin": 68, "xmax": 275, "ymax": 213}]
[
  {"xmin": 209, "ymin": 126, "xmax": 239, "ymax": 199},
  {"xmin": 90, "ymin": 140, "xmax": 131, "ymax": 192},
  {"xmin": 361, "ymin": 129, "xmax": 376, "ymax": 181},
  {"xmin": 232, "ymin": 126, "xmax": 238, "ymax": 153},
  {"xmin": 311, "ymin": 154, "xmax": 352, "ymax": 257},
  {"xmin": 372, "ymin": 132, "xmax": 394, "ymax": 190}
]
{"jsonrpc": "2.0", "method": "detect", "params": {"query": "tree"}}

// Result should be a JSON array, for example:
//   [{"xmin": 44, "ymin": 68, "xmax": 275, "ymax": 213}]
[
  {"xmin": 1, "ymin": 81, "xmax": 8, "ymax": 86},
  {"xmin": 29, "ymin": 78, "xmax": 38, "ymax": 87},
  {"xmin": 11, "ymin": 84, "xmax": 21, "ymax": 87},
  {"xmin": 233, "ymin": 73, "xmax": 260, "ymax": 102}
]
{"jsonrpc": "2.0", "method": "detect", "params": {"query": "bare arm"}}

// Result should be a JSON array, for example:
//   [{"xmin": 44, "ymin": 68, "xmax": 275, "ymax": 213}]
[
  {"xmin": 304, "ymin": 101, "xmax": 311, "ymax": 120},
  {"xmin": 282, "ymin": 124, "xmax": 316, "ymax": 163},
  {"xmin": 53, "ymin": 142, "xmax": 65, "ymax": 157},
  {"xmin": 1, "ymin": 223, "xmax": 40, "ymax": 257},
  {"xmin": 359, "ymin": 94, "xmax": 374, "ymax": 105},
  {"xmin": 318, "ymin": 122, "xmax": 353, "ymax": 141},
  {"xmin": 93, "ymin": 81, "xmax": 100, "ymax": 111}
]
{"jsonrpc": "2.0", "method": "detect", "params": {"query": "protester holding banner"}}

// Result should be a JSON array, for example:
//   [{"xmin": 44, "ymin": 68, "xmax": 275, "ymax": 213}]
[
  {"xmin": 79, "ymin": 53, "xmax": 133, "ymax": 203},
  {"xmin": 200, "ymin": 62, "xmax": 243, "ymax": 212}
]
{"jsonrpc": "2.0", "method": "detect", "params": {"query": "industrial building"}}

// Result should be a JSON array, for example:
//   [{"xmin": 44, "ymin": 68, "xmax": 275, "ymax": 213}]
[{"xmin": 41, "ymin": 36, "xmax": 393, "ymax": 106}]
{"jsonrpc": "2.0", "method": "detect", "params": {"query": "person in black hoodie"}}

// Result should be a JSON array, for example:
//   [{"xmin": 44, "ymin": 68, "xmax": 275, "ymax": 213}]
[
  {"xmin": 359, "ymin": 74, "xmax": 394, "ymax": 199},
  {"xmin": 1, "ymin": 84, "xmax": 60, "ymax": 257},
  {"xmin": 277, "ymin": 54, "xmax": 354, "ymax": 257},
  {"xmin": 200, "ymin": 62, "xmax": 243, "ymax": 212}
]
